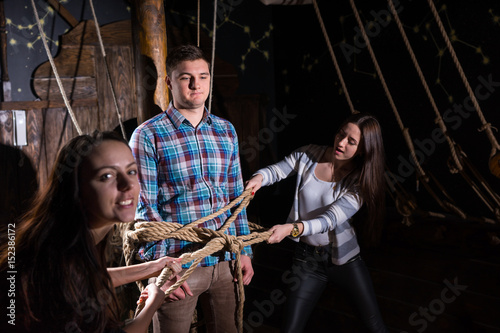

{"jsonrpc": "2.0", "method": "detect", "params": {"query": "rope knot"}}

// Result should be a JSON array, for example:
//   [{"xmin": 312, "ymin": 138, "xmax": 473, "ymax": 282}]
[
  {"xmin": 216, "ymin": 233, "xmax": 242, "ymax": 254},
  {"xmin": 478, "ymin": 123, "xmax": 492, "ymax": 132},
  {"xmin": 228, "ymin": 237, "xmax": 244, "ymax": 254},
  {"xmin": 125, "ymin": 229, "xmax": 139, "ymax": 243}
]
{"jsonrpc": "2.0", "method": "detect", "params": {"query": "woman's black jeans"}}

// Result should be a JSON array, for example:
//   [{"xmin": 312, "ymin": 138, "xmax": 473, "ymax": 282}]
[{"xmin": 281, "ymin": 242, "xmax": 388, "ymax": 333}]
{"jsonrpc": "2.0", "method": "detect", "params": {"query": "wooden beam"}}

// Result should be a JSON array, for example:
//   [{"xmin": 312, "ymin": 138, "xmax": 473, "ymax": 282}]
[
  {"xmin": 46, "ymin": 0, "xmax": 79, "ymax": 28},
  {"xmin": 132, "ymin": 0, "xmax": 168, "ymax": 124}
]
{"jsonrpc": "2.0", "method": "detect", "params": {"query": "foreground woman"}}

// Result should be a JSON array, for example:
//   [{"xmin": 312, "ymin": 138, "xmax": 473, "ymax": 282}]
[{"xmin": 0, "ymin": 131, "xmax": 187, "ymax": 333}]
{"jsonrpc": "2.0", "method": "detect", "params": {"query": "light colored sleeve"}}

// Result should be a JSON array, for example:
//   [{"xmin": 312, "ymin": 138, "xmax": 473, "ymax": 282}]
[
  {"xmin": 301, "ymin": 191, "xmax": 362, "ymax": 236},
  {"xmin": 254, "ymin": 145, "xmax": 310, "ymax": 186}
]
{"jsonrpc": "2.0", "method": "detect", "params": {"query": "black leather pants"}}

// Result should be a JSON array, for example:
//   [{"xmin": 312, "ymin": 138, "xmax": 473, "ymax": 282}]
[{"xmin": 281, "ymin": 242, "xmax": 388, "ymax": 333}]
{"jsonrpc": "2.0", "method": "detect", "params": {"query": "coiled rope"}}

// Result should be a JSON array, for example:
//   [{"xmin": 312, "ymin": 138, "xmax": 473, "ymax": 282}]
[{"xmin": 123, "ymin": 189, "xmax": 271, "ymax": 332}]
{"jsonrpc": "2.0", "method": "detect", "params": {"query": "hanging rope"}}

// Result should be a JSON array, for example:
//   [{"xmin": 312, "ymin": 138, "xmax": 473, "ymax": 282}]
[
  {"xmin": 124, "ymin": 189, "xmax": 272, "ymax": 333},
  {"xmin": 386, "ymin": 0, "xmax": 462, "ymax": 172},
  {"xmin": 207, "ymin": 0, "xmax": 217, "ymax": 114},
  {"xmin": 387, "ymin": 0, "xmax": 499, "ymax": 220},
  {"xmin": 348, "ymin": 0, "xmax": 426, "ymax": 180},
  {"xmin": 427, "ymin": 0, "xmax": 500, "ymax": 159},
  {"xmin": 311, "ymin": 0, "xmax": 356, "ymax": 115},
  {"xmin": 88, "ymin": 0, "xmax": 127, "ymax": 140},
  {"xmin": 197, "ymin": 0, "xmax": 201, "ymax": 47},
  {"xmin": 30, "ymin": 0, "xmax": 82, "ymax": 135},
  {"xmin": 348, "ymin": 0, "xmax": 471, "ymax": 219}
]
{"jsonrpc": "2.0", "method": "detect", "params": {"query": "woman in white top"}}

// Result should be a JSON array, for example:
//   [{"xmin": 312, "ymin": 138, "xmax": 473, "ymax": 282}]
[{"xmin": 246, "ymin": 113, "xmax": 388, "ymax": 332}]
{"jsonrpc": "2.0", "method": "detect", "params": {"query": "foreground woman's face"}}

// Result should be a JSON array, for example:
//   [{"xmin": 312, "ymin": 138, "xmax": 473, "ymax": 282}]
[{"xmin": 79, "ymin": 140, "xmax": 139, "ymax": 229}]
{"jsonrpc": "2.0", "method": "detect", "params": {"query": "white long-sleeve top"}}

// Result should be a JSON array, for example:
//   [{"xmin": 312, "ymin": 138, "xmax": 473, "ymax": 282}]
[{"xmin": 255, "ymin": 144, "xmax": 362, "ymax": 265}]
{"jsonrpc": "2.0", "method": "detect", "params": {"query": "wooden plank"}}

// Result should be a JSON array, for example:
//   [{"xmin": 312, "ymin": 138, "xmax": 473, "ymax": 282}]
[
  {"xmin": 60, "ymin": 20, "xmax": 133, "ymax": 46},
  {"xmin": 0, "ymin": 110, "xmax": 13, "ymax": 145},
  {"xmin": 23, "ymin": 107, "xmax": 43, "ymax": 184},
  {"xmin": 72, "ymin": 103, "xmax": 99, "ymax": 134},
  {"xmin": 95, "ymin": 45, "xmax": 137, "ymax": 132},
  {"xmin": 4, "ymin": 107, "xmax": 79, "ymax": 190},
  {"xmin": 33, "ymin": 47, "xmax": 96, "ymax": 77},
  {"xmin": 109, "ymin": 45, "xmax": 137, "ymax": 124},
  {"xmin": 33, "ymin": 76, "xmax": 97, "ymax": 101},
  {"xmin": 0, "ymin": 99, "xmax": 98, "ymax": 110},
  {"xmin": 38, "ymin": 108, "xmax": 76, "ymax": 187}
]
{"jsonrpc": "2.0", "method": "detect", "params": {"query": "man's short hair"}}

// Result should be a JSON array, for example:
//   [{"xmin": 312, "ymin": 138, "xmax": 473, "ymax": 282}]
[{"xmin": 166, "ymin": 44, "xmax": 209, "ymax": 77}]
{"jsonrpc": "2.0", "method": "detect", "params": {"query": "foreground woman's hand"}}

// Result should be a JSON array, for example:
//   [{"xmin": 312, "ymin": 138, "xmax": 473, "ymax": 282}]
[
  {"xmin": 125, "ymin": 284, "xmax": 165, "ymax": 333},
  {"xmin": 137, "ymin": 283, "xmax": 165, "ymax": 308},
  {"xmin": 107, "ymin": 256, "xmax": 183, "ymax": 287},
  {"xmin": 160, "ymin": 274, "xmax": 194, "ymax": 302},
  {"xmin": 151, "ymin": 256, "xmax": 183, "ymax": 276}
]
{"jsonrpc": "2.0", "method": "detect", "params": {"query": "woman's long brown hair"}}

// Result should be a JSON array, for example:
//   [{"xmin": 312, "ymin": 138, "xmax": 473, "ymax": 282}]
[
  {"xmin": 337, "ymin": 113, "xmax": 386, "ymax": 247},
  {"xmin": 0, "ymin": 131, "xmax": 126, "ymax": 332}
]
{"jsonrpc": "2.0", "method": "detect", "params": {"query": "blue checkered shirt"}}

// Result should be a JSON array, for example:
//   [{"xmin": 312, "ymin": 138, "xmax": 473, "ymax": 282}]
[{"xmin": 129, "ymin": 102, "xmax": 252, "ymax": 267}]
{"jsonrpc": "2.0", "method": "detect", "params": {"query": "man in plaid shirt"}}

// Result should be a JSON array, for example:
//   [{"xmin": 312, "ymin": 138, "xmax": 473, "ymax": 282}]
[{"xmin": 129, "ymin": 44, "xmax": 254, "ymax": 333}]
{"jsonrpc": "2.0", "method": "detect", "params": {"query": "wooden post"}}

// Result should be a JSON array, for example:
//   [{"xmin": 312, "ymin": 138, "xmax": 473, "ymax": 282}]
[{"xmin": 132, "ymin": 0, "xmax": 169, "ymax": 125}]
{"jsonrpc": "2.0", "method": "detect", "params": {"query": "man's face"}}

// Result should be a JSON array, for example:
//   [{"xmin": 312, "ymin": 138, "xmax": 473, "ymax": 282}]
[{"xmin": 166, "ymin": 59, "xmax": 211, "ymax": 112}]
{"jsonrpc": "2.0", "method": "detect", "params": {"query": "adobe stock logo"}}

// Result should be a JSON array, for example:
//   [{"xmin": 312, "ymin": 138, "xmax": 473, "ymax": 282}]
[
  {"xmin": 401, "ymin": 277, "xmax": 467, "ymax": 333},
  {"xmin": 243, "ymin": 249, "xmax": 327, "ymax": 332},
  {"xmin": 340, "ymin": 0, "xmax": 410, "ymax": 64},
  {"xmin": 386, "ymin": 73, "xmax": 500, "ymax": 185},
  {"xmin": 240, "ymin": 105, "xmax": 297, "ymax": 164}
]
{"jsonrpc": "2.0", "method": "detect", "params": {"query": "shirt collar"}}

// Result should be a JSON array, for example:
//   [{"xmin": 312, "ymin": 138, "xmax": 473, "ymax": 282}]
[{"xmin": 165, "ymin": 102, "xmax": 212, "ymax": 129}]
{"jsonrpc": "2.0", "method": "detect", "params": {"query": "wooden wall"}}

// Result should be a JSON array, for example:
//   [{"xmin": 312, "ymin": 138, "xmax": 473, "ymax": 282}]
[
  {"xmin": 0, "ymin": 18, "xmax": 265, "ymax": 227},
  {"xmin": 0, "ymin": 20, "xmax": 137, "ymax": 226}
]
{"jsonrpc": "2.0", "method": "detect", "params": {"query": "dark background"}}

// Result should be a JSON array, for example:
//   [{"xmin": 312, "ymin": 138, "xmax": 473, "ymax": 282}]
[
  {"xmin": 6, "ymin": 0, "xmax": 498, "ymax": 219},
  {"xmin": 3, "ymin": 1, "xmax": 500, "ymax": 332}
]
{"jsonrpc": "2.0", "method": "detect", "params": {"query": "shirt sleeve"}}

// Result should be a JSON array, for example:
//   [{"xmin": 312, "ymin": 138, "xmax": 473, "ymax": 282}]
[
  {"xmin": 227, "ymin": 126, "xmax": 253, "ymax": 258},
  {"xmin": 301, "ymin": 191, "xmax": 362, "ymax": 236},
  {"xmin": 129, "ymin": 127, "xmax": 163, "ymax": 222},
  {"xmin": 254, "ymin": 145, "xmax": 310, "ymax": 186}
]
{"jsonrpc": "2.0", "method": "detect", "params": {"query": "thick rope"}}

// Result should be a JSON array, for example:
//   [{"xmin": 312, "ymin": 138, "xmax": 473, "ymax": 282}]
[
  {"xmin": 348, "ymin": 0, "xmax": 472, "ymax": 218},
  {"xmin": 388, "ymin": 0, "xmax": 499, "ymax": 218},
  {"xmin": 459, "ymin": 150, "xmax": 500, "ymax": 207},
  {"xmin": 427, "ymin": 0, "xmax": 500, "ymax": 158},
  {"xmin": 387, "ymin": 0, "xmax": 462, "ymax": 172},
  {"xmin": 124, "ymin": 189, "xmax": 272, "ymax": 332},
  {"xmin": 197, "ymin": 0, "xmax": 201, "ymax": 47},
  {"xmin": 348, "ymin": 0, "xmax": 427, "ymax": 181},
  {"xmin": 30, "ymin": 0, "xmax": 82, "ymax": 135},
  {"xmin": 311, "ymin": 0, "xmax": 356, "ymax": 115},
  {"xmin": 207, "ymin": 0, "xmax": 217, "ymax": 114},
  {"xmin": 88, "ymin": 0, "xmax": 127, "ymax": 140}
]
